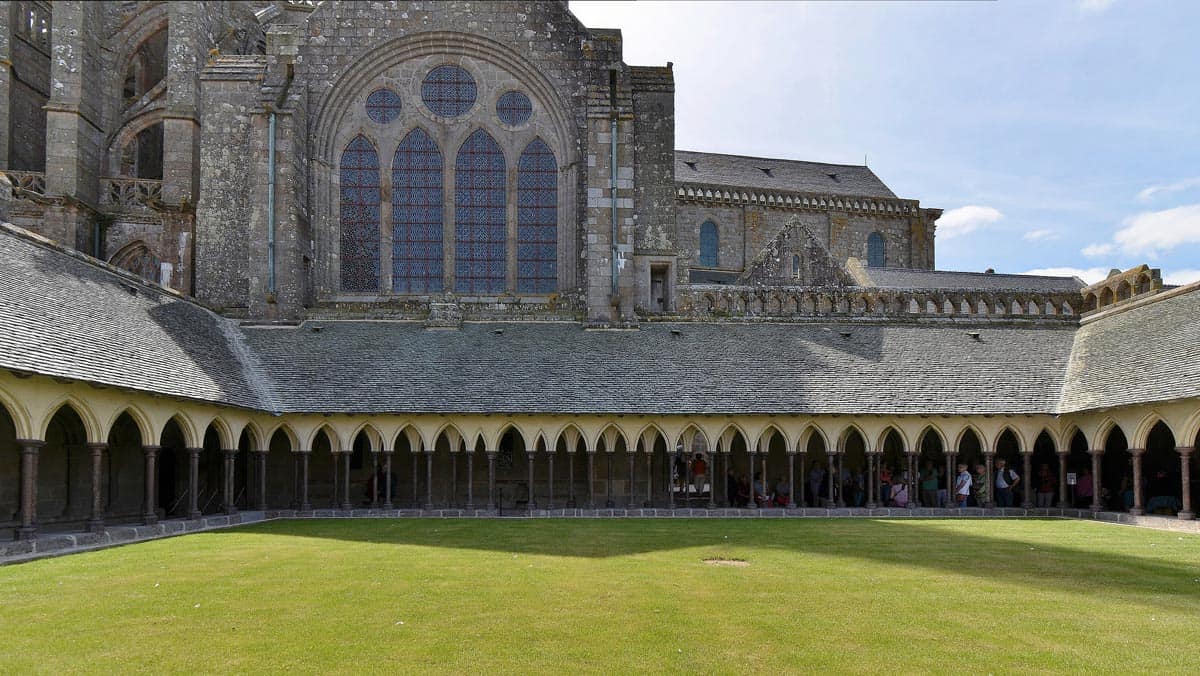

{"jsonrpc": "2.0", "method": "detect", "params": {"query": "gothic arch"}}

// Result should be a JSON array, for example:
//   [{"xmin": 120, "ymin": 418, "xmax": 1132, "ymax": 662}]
[
  {"xmin": 758, "ymin": 423, "xmax": 789, "ymax": 453},
  {"xmin": 394, "ymin": 423, "xmax": 425, "ymax": 453},
  {"xmin": 594, "ymin": 424, "xmax": 629, "ymax": 454},
  {"xmin": 991, "ymin": 426, "xmax": 1025, "ymax": 454},
  {"xmin": 873, "ymin": 425, "xmax": 907, "ymax": 455},
  {"xmin": 347, "ymin": 422, "xmax": 384, "ymax": 453},
  {"xmin": 1132, "ymin": 412, "xmax": 1175, "ymax": 449},
  {"xmin": 306, "ymin": 424, "xmax": 343, "ymax": 452},
  {"xmin": 1094, "ymin": 418, "xmax": 1122, "ymax": 450},
  {"xmin": 552, "ymin": 422, "xmax": 586, "ymax": 453},
  {"xmin": 199, "ymin": 416, "xmax": 235, "ymax": 450},
  {"xmin": 713, "ymin": 422, "xmax": 749, "ymax": 452},
  {"xmin": 953, "ymin": 424, "xmax": 986, "ymax": 453},
  {"xmin": 105, "ymin": 109, "xmax": 167, "ymax": 178},
  {"xmin": 159, "ymin": 412, "xmax": 199, "ymax": 448},
  {"xmin": 0, "ymin": 384, "xmax": 33, "ymax": 440},
  {"xmin": 264, "ymin": 423, "xmax": 300, "ymax": 451},
  {"xmin": 916, "ymin": 424, "xmax": 948, "ymax": 452},
  {"xmin": 633, "ymin": 422, "xmax": 668, "ymax": 453},
  {"xmin": 797, "ymin": 424, "xmax": 830, "ymax": 454},
  {"xmin": 238, "ymin": 420, "xmax": 265, "ymax": 452},
  {"xmin": 37, "ymin": 396, "xmax": 102, "ymax": 443},
  {"xmin": 1060, "ymin": 423, "xmax": 1087, "ymax": 452},
  {"xmin": 836, "ymin": 423, "xmax": 871, "ymax": 454}
]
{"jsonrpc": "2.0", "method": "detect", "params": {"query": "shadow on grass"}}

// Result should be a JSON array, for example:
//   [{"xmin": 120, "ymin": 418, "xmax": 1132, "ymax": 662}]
[{"xmin": 221, "ymin": 518, "xmax": 1200, "ymax": 606}]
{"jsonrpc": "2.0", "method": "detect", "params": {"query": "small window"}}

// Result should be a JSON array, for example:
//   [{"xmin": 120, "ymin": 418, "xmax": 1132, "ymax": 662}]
[
  {"xmin": 699, "ymin": 221, "xmax": 719, "ymax": 267},
  {"xmin": 422, "ymin": 65, "xmax": 477, "ymax": 118},
  {"xmin": 496, "ymin": 91, "xmax": 533, "ymax": 126},
  {"xmin": 867, "ymin": 231, "xmax": 885, "ymax": 268},
  {"xmin": 365, "ymin": 88, "xmax": 402, "ymax": 124},
  {"xmin": 791, "ymin": 254, "xmax": 800, "ymax": 278}
]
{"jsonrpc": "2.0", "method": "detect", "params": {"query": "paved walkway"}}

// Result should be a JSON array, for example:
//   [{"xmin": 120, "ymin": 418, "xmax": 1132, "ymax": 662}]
[{"xmin": 3, "ymin": 507, "xmax": 1197, "ymax": 565}]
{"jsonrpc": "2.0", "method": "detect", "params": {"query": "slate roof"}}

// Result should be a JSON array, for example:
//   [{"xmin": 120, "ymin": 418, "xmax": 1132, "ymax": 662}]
[
  {"xmin": 857, "ymin": 267, "xmax": 1085, "ymax": 293},
  {"xmin": 1059, "ymin": 286, "xmax": 1200, "ymax": 414},
  {"xmin": 0, "ymin": 225, "xmax": 273, "ymax": 410},
  {"xmin": 675, "ymin": 150, "xmax": 897, "ymax": 199},
  {"xmin": 243, "ymin": 320, "xmax": 1076, "ymax": 416}
]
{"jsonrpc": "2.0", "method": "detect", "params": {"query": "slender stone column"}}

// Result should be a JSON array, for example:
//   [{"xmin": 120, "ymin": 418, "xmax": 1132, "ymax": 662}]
[
  {"xmin": 760, "ymin": 453, "xmax": 768, "ymax": 508},
  {"xmin": 465, "ymin": 451, "xmax": 475, "ymax": 509},
  {"xmin": 424, "ymin": 449, "xmax": 434, "ymax": 510},
  {"xmin": 644, "ymin": 450, "xmax": 652, "ymax": 507},
  {"xmin": 629, "ymin": 449, "xmax": 639, "ymax": 510},
  {"xmin": 143, "ymin": 445, "xmax": 160, "ymax": 524},
  {"xmin": 412, "ymin": 451, "xmax": 420, "ymax": 508},
  {"xmin": 1129, "ymin": 448, "xmax": 1145, "ymax": 515},
  {"xmin": 826, "ymin": 451, "xmax": 836, "ymax": 507},
  {"xmin": 666, "ymin": 449, "xmax": 674, "ymax": 509},
  {"xmin": 383, "ymin": 451, "xmax": 394, "ymax": 509},
  {"xmin": 1020, "ymin": 451, "xmax": 1033, "ymax": 508},
  {"xmin": 605, "ymin": 451, "xmax": 614, "ymax": 508},
  {"xmin": 223, "ymin": 449, "xmax": 237, "ymax": 515},
  {"xmin": 945, "ymin": 452, "xmax": 956, "ymax": 507},
  {"xmin": 486, "ymin": 451, "xmax": 498, "ymax": 510},
  {"xmin": 787, "ymin": 452, "xmax": 796, "ymax": 509},
  {"xmin": 548, "ymin": 451, "xmax": 556, "ymax": 510},
  {"xmin": 1178, "ymin": 447, "xmax": 1194, "ymax": 520},
  {"xmin": 299, "ymin": 451, "xmax": 311, "ymax": 511},
  {"xmin": 332, "ymin": 450, "xmax": 340, "ymax": 509},
  {"xmin": 1056, "ymin": 451, "xmax": 1069, "ymax": 507},
  {"xmin": 17, "ymin": 440, "xmax": 44, "ymax": 540},
  {"xmin": 1089, "ymin": 449, "xmax": 1103, "ymax": 511},
  {"xmin": 798, "ymin": 453, "xmax": 806, "ymax": 507},
  {"xmin": 450, "ymin": 452, "xmax": 458, "ymax": 508},
  {"xmin": 865, "ymin": 454, "xmax": 876, "ymax": 509},
  {"xmin": 256, "ymin": 450, "xmax": 268, "ymax": 511},
  {"xmin": 186, "ymin": 447, "xmax": 202, "ymax": 519},
  {"xmin": 568, "ymin": 452, "xmax": 576, "ymax": 507},
  {"xmin": 341, "ymin": 451, "xmax": 353, "ymax": 510},
  {"xmin": 370, "ymin": 452, "xmax": 379, "ymax": 507},
  {"xmin": 528, "ymin": 450, "xmax": 537, "ymax": 511},
  {"xmin": 86, "ymin": 442, "xmax": 107, "ymax": 532},
  {"xmin": 587, "ymin": 451, "xmax": 596, "ymax": 509},
  {"xmin": 983, "ymin": 452, "xmax": 995, "ymax": 508}
]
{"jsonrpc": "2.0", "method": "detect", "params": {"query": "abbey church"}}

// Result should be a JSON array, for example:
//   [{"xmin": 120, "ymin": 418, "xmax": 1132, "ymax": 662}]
[{"xmin": 1, "ymin": 2, "xmax": 1197, "ymax": 549}]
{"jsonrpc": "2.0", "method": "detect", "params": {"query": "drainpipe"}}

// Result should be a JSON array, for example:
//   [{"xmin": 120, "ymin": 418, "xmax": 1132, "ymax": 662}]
[
  {"xmin": 267, "ymin": 63, "xmax": 294, "ymax": 297},
  {"xmin": 609, "ymin": 68, "xmax": 620, "ymax": 304}
]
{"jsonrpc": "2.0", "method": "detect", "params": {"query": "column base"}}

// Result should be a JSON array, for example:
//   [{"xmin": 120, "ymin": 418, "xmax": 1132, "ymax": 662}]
[
  {"xmin": 1129, "ymin": 508, "xmax": 1144, "ymax": 516},
  {"xmin": 86, "ymin": 518, "xmax": 106, "ymax": 533},
  {"xmin": 1178, "ymin": 511, "xmax": 1194, "ymax": 520},
  {"xmin": 16, "ymin": 526, "xmax": 37, "ymax": 541},
  {"xmin": 142, "ymin": 513, "xmax": 158, "ymax": 525},
  {"xmin": 224, "ymin": 506, "xmax": 238, "ymax": 516},
  {"xmin": 188, "ymin": 510, "xmax": 202, "ymax": 520},
  {"xmin": 340, "ymin": 502, "xmax": 352, "ymax": 511}
]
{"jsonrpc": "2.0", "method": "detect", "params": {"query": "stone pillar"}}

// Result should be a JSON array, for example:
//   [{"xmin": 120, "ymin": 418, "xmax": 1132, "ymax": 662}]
[
  {"xmin": 547, "ymin": 451, "xmax": 556, "ymax": 510},
  {"xmin": 644, "ymin": 450, "xmax": 652, "ymax": 508},
  {"xmin": 666, "ymin": 450, "xmax": 674, "ymax": 509},
  {"xmin": 945, "ymin": 452, "xmax": 957, "ymax": 507},
  {"xmin": 256, "ymin": 450, "xmax": 268, "ymax": 511},
  {"xmin": 1089, "ymin": 449, "xmax": 1103, "ymax": 511},
  {"xmin": 465, "ymin": 450, "xmax": 475, "ymax": 510},
  {"xmin": 798, "ymin": 453, "xmax": 806, "ymax": 507},
  {"xmin": 86, "ymin": 442, "xmax": 106, "ymax": 532},
  {"xmin": 331, "ymin": 450, "xmax": 341, "ymax": 509},
  {"xmin": 450, "ymin": 451, "xmax": 458, "ymax": 509},
  {"xmin": 370, "ymin": 451, "xmax": 379, "ymax": 507},
  {"xmin": 142, "ymin": 445, "xmax": 160, "ymax": 524},
  {"xmin": 341, "ymin": 451, "xmax": 352, "ymax": 510},
  {"xmin": 1056, "ymin": 451, "xmax": 1069, "ymax": 507},
  {"xmin": 1178, "ymin": 447, "xmax": 1194, "ymax": 520},
  {"xmin": 587, "ymin": 450, "xmax": 596, "ymax": 509},
  {"xmin": 1020, "ymin": 451, "xmax": 1033, "ymax": 509},
  {"xmin": 527, "ymin": 449, "xmax": 537, "ymax": 511},
  {"xmin": 186, "ymin": 447, "xmax": 202, "ymax": 519},
  {"xmin": 568, "ymin": 451, "xmax": 576, "ymax": 508},
  {"xmin": 826, "ymin": 451, "xmax": 837, "ymax": 507},
  {"xmin": 787, "ymin": 452, "xmax": 796, "ymax": 509},
  {"xmin": 864, "ymin": 454, "xmax": 876, "ymax": 509},
  {"xmin": 629, "ymin": 448, "xmax": 639, "ymax": 510},
  {"xmin": 411, "ymin": 452, "xmax": 420, "ymax": 509},
  {"xmin": 16, "ymin": 440, "xmax": 44, "ymax": 540},
  {"xmin": 424, "ymin": 449, "xmax": 434, "ymax": 510},
  {"xmin": 223, "ymin": 449, "xmax": 237, "ymax": 514},
  {"xmin": 487, "ymin": 451, "xmax": 497, "ymax": 510},
  {"xmin": 383, "ymin": 451, "xmax": 394, "ymax": 509},
  {"xmin": 299, "ymin": 451, "xmax": 312, "ymax": 511},
  {"xmin": 605, "ymin": 451, "xmax": 614, "ymax": 508},
  {"xmin": 1129, "ymin": 447, "xmax": 1145, "ymax": 515},
  {"xmin": 983, "ymin": 452, "xmax": 995, "ymax": 508}
]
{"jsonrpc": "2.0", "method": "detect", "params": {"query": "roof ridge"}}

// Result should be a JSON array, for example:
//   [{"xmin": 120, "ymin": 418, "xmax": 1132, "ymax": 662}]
[
  {"xmin": 676, "ymin": 149, "xmax": 869, "ymax": 170},
  {"xmin": 872, "ymin": 266, "xmax": 1080, "ymax": 281}
]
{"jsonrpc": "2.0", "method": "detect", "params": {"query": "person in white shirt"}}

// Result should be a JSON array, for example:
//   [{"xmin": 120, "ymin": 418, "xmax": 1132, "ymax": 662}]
[
  {"xmin": 994, "ymin": 458, "xmax": 1020, "ymax": 508},
  {"xmin": 954, "ymin": 463, "xmax": 972, "ymax": 508}
]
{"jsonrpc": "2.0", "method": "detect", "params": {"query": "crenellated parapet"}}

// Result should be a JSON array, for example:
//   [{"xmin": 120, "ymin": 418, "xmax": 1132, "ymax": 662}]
[
  {"xmin": 1080, "ymin": 265, "xmax": 1163, "ymax": 315},
  {"xmin": 676, "ymin": 181, "xmax": 921, "ymax": 217}
]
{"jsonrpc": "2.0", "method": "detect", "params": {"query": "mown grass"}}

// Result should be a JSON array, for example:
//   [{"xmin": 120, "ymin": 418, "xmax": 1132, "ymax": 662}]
[{"xmin": 1, "ymin": 519, "xmax": 1198, "ymax": 674}]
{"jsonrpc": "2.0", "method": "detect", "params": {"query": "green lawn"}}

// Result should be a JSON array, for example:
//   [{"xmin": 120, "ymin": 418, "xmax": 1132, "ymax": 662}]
[{"xmin": 1, "ymin": 519, "xmax": 1198, "ymax": 674}]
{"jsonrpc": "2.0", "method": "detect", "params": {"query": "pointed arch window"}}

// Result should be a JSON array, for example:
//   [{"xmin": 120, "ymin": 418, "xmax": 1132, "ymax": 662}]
[
  {"xmin": 455, "ymin": 129, "xmax": 506, "ymax": 294},
  {"xmin": 340, "ymin": 135, "xmax": 381, "ymax": 291},
  {"xmin": 699, "ymin": 220, "xmax": 719, "ymax": 267},
  {"xmin": 392, "ymin": 128, "xmax": 444, "ymax": 293},
  {"xmin": 791, "ymin": 254, "xmax": 801, "ymax": 278},
  {"xmin": 867, "ymin": 231, "xmax": 885, "ymax": 268},
  {"xmin": 517, "ymin": 139, "xmax": 557, "ymax": 293}
]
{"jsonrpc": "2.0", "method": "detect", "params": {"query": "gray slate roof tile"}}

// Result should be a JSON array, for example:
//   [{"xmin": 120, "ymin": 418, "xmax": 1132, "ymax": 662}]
[
  {"xmin": 675, "ymin": 150, "xmax": 897, "ymax": 199},
  {"xmin": 859, "ymin": 267, "xmax": 1085, "ymax": 293}
]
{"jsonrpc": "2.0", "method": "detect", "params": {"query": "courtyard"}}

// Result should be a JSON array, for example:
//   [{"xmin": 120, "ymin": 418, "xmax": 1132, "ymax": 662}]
[{"xmin": 1, "ymin": 518, "xmax": 1197, "ymax": 673}]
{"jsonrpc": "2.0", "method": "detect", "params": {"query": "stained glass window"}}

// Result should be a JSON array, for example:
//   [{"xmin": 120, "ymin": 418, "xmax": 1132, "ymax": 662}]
[
  {"xmin": 339, "ymin": 135, "xmax": 381, "ymax": 291},
  {"xmin": 365, "ymin": 88, "xmax": 401, "ymax": 124},
  {"xmin": 454, "ymin": 129, "xmax": 506, "ymax": 294},
  {"xmin": 868, "ymin": 231, "xmax": 885, "ymax": 268},
  {"xmin": 699, "ymin": 221, "xmax": 719, "ymax": 267},
  {"xmin": 392, "ymin": 128, "xmax": 444, "ymax": 293},
  {"xmin": 496, "ymin": 91, "xmax": 532, "ymax": 126},
  {"xmin": 517, "ymin": 139, "xmax": 557, "ymax": 293},
  {"xmin": 421, "ymin": 65, "xmax": 477, "ymax": 118}
]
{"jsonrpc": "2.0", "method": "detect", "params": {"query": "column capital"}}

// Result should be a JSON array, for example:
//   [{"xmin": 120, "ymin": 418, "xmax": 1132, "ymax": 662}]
[
  {"xmin": 1088, "ymin": 448, "xmax": 1104, "ymax": 456},
  {"xmin": 1056, "ymin": 450, "xmax": 1070, "ymax": 457},
  {"xmin": 86, "ymin": 442, "xmax": 108, "ymax": 452},
  {"xmin": 983, "ymin": 450, "xmax": 996, "ymax": 456},
  {"xmin": 1128, "ymin": 447, "xmax": 1146, "ymax": 456},
  {"xmin": 423, "ymin": 447, "xmax": 436, "ymax": 455},
  {"xmin": 486, "ymin": 450, "xmax": 497, "ymax": 459},
  {"xmin": 1019, "ymin": 448, "xmax": 1033, "ymax": 455},
  {"xmin": 16, "ymin": 439, "xmax": 45, "ymax": 452},
  {"xmin": 222, "ymin": 448, "xmax": 237, "ymax": 455},
  {"xmin": 187, "ymin": 446, "xmax": 203, "ymax": 455},
  {"xmin": 1177, "ymin": 446, "xmax": 1195, "ymax": 456},
  {"xmin": 381, "ymin": 448, "xmax": 394, "ymax": 455},
  {"xmin": 143, "ymin": 444, "xmax": 161, "ymax": 454},
  {"xmin": 295, "ymin": 448, "xmax": 312, "ymax": 455}
]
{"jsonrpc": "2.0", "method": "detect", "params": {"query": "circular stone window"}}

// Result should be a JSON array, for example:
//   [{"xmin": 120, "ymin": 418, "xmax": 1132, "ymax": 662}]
[
  {"xmin": 421, "ymin": 65, "xmax": 477, "ymax": 118},
  {"xmin": 496, "ymin": 91, "xmax": 532, "ymax": 126},
  {"xmin": 365, "ymin": 88, "xmax": 402, "ymax": 124}
]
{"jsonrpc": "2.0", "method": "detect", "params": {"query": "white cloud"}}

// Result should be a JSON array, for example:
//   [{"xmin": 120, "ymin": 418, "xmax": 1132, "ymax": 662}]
[
  {"xmin": 1112, "ymin": 203, "xmax": 1200, "ymax": 257},
  {"xmin": 1163, "ymin": 269, "xmax": 1200, "ymax": 286},
  {"xmin": 1137, "ymin": 177, "xmax": 1200, "ymax": 202},
  {"xmin": 1078, "ymin": 0, "xmax": 1117, "ymax": 12},
  {"xmin": 1081, "ymin": 242, "xmax": 1116, "ymax": 258},
  {"xmin": 1022, "ymin": 229, "xmax": 1059, "ymax": 242},
  {"xmin": 936, "ymin": 206, "xmax": 1002, "ymax": 240},
  {"xmin": 1021, "ymin": 267, "xmax": 1110, "ymax": 284}
]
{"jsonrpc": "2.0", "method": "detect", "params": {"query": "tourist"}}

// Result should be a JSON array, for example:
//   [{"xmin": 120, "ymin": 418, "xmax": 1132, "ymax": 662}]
[
  {"xmin": 972, "ymin": 464, "xmax": 989, "ymax": 507},
  {"xmin": 808, "ymin": 462, "xmax": 825, "ymax": 507},
  {"xmin": 1074, "ymin": 467, "xmax": 1093, "ymax": 508},
  {"xmin": 879, "ymin": 465, "xmax": 893, "ymax": 506},
  {"xmin": 736, "ymin": 475, "xmax": 752, "ymax": 508},
  {"xmin": 994, "ymin": 458, "xmax": 1019, "ymax": 508},
  {"xmin": 1035, "ymin": 463, "xmax": 1056, "ymax": 507},
  {"xmin": 692, "ymin": 452, "xmax": 708, "ymax": 496},
  {"xmin": 891, "ymin": 480, "xmax": 909, "ymax": 508},
  {"xmin": 673, "ymin": 453, "xmax": 686, "ymax": 492},
  {"xmin": 919, "ymin": 460, "xmax": 940, "ymax": 508},
  {"xmin": 726, "ymin": 468, "xmax": 738, "ymax": 508},
  {"xmin": 954, "ymin": 463, "xmax": 971, "ymax": 507},
  {"xmin": 752, "ymin": 472, "xmax": 768, "ymax": 507},
  {"xmin": 774, "ymin": 476, "xmax": 791, "ymax": 507}
]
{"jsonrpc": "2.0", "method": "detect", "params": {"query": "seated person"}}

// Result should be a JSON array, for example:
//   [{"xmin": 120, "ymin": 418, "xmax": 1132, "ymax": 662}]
[
  {"xmin": 773, "ymin": 476, "xmax": 791, "ymax": 507},
  {"xmin": 890, "ymin": 482, "xmax": 909, "ymax": 508},
  {"xmin": 752, "ymin": 472, "xmax": 768, "ymax": 507}
]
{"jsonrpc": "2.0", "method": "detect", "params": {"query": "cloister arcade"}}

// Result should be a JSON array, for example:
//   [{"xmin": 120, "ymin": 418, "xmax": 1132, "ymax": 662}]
[{"xmin": 2, "ymin": 371, "xmax": 1197, "ymax": 540}]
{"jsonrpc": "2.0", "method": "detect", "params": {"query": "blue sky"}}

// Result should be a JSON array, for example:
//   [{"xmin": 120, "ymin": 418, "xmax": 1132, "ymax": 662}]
[{"xmin": 569, "ymin": 0, "xmax": 1200, "ymax": 285}]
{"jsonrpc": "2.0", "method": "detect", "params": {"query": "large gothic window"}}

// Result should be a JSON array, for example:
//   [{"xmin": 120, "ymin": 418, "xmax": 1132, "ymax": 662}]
[
  {"xmin": 699, "ymin": 221, "xmax": 719, "ymax": 267},
  {"xmin": 454, "ymin": 130, "xmax": 506, "ymax": 294},
  {"xmin": 517, "ymin": 139, "xmax": 558, "ymax": 293},
  {"xmin": 867, "ymin": 231, "xmax": 885, "ymax": 268},
  {"xmin": 340, "ymin": 135, "xmax": 381, "ymax": 291},
  {"xmin": 392, "ymin": 128, "xmax": 444, "ymax": 293}
]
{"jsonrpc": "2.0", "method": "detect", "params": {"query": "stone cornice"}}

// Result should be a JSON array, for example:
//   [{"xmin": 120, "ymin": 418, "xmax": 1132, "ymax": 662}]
[{"xmin": 675, "ymin": 181, "xmax": 921, "ymax": 216}]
